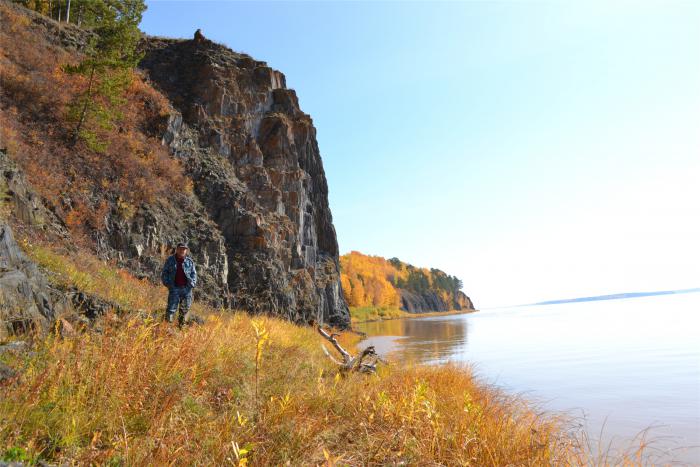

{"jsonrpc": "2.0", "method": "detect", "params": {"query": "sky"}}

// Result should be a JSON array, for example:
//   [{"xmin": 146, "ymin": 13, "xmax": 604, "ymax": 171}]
[{"xmin": 141, "ymin": 1, "xmax": 700, "ymax": 308}]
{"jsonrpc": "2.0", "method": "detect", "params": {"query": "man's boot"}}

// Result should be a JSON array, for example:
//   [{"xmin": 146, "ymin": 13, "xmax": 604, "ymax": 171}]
[{"xmin": 178, "ymin": 310, "xmax": 188, "ymax": 328}]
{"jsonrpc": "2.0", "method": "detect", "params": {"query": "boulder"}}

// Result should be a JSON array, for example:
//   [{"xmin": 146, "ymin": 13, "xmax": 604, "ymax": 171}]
[
  {"xmin": 0, "ymin": 340, "xmax": 27, "ymax": 355},
  {"xmin": 0, "ymin": 361, "xmax": 17, "ymax": 384}
]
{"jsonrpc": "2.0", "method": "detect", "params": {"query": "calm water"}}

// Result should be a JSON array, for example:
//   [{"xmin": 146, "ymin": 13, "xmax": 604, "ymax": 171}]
[{"xmin": 356, "ymin": 293, "xmax": 700, "ymax": 464}]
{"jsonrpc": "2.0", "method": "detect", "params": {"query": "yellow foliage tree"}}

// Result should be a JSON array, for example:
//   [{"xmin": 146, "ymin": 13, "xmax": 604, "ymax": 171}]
[
  {"xmin": 340, "ymin": 251, "xmax": 401, "ymax": 308},
  {"xmin": 349, "ymin": 276, "xmax": 366, "ymax": 306}
]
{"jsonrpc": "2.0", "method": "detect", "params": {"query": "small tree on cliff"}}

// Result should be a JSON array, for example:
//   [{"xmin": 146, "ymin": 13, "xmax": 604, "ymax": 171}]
[{"xmin": 64, "ymin": 0, "xmax": 146, "ymax": 151}]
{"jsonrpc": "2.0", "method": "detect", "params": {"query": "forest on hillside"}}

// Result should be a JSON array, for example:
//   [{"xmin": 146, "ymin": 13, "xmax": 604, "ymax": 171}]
[{"xmin": 339, "ymin": 251, "xmax": 464, "ymax": 309}]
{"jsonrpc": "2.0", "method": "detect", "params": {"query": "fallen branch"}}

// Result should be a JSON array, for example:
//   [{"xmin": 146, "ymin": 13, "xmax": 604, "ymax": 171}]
[{"xmin": 317, "ymin": 326, "xmax": 380, "ymax": 373}]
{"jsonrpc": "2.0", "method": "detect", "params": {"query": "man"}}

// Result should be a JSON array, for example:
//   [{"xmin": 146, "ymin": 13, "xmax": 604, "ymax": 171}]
[{"xmin": 160, "ymin": 242, "xmax": 197, "ymax": 326}]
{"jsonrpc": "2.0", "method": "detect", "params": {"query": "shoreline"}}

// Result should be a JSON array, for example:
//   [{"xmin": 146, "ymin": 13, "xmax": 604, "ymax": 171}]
[{"xmin": 351, "ymin": 307, "xmax": 478, "ymax": 326}]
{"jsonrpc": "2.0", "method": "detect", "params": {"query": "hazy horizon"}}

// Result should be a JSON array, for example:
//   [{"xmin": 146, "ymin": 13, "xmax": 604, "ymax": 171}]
[
  {"xmin": 493, "ymin": 286, "xmax": 700, "ymax": 309},
  {"xmin": 141, "ymin": 1, "xmax": 700, "ymax": 308}
]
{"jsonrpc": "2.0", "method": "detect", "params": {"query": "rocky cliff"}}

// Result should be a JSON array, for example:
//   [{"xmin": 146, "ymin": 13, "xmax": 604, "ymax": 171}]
[
  {"xmin": 0, "ymin": 1, "xmax": 350, "ymax": 330},
  {"xmin": 398, "ymin": 289, "xmax": 474, "ymax": 313},
  {"xmin": 137, "ymin": 35, "xmax": 349, "ymax": 327}
]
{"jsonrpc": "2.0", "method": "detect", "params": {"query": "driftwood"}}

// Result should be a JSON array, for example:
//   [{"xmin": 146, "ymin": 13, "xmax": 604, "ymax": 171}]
[{"xmin": 317, "ymin": 326, "xmax": 380, "ymax": 373}]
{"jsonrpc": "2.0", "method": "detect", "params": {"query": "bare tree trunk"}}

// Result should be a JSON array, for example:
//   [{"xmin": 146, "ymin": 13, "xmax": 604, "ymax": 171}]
[
  {"xmin": 57, "ymin": 0, "xmax": 61, "ymax": 22},
  {"xmin": 65, "ymin": 0, "xmax": 71, "ymax": 23},
  {"xmin": 317, "ymin": 326, "xmax": 381, "ymax": 373}
]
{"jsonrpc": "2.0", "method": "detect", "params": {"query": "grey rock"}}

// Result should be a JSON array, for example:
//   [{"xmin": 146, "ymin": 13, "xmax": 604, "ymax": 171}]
[
  {"xmin": 0, "ymin": 223, "xmax": 56, "ymax": 339},
  {"xmin": 0, "ymin": 6, "xmax": 351, "ymax": 328},
  {"xmin": 97, "ymin": 196, "xmax": 231, "ymax": 308},
  {"xmin": 0, "ymin": 150, "xmax": 68, "ymax": 238},
  {"xmin": 138, "ymin": 36, "xmax": 350, "ymax": 327},
  {"xmin": 399, "ymin": 289, "xmax": 475, "ymax": 314},
  {"xmin": 0, "ymin": 340, "xmax": 28, "ymax": 354},
  {"xmin": 0, "ymin": 361, "xmax": 18, "ymax": 383}
]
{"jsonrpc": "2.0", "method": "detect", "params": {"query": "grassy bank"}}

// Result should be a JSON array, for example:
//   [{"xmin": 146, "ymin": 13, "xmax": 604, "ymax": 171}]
[
  {"xmin": 349, "ymin": 306, "xmax": 406, "ymax": 324},
  {"xmin": 0, "ymin": 243, "xmax": 643, "ymax": 465},
  {"xmin": 349, "ymin": 306, "xmax": 476, "ymax": 324},
  {"xmin": 1, "ymin": 312, "xmax": 590, "ymax": 465}
]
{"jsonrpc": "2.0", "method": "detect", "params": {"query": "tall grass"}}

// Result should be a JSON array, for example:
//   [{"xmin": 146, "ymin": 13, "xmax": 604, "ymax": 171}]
[
  {"xmin": 27, "ymin": 242, "xmax": 163, "ymax": 312},
  {"xmin": 1, "ymin": 244, "xmax": 649, "ymax": 465},
  {"xmin": 23, "ymin": 241, "xmax": 207, "ymax": 318},
  {"xmin": 0, "ymin": 313, "xmax": 590, "ymax": 465}
]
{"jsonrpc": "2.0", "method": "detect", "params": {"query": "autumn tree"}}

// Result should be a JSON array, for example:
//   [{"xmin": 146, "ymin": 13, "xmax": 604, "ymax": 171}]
[{"xmin": 349, "ymin": 276, "xmax": 366, "ymax": 306}]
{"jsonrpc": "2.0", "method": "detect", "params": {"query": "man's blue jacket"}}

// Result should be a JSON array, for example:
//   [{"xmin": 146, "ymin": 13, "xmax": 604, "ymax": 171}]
[{"xmin": 161, "ymin": 255, "xmax": 197, "ymax": 289}]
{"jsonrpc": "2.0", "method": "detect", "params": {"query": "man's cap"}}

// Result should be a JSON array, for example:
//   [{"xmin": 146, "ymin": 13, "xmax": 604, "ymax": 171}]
[{"xmin": 176, "ymin": 242, "xmax": 189, "ymax": 249}]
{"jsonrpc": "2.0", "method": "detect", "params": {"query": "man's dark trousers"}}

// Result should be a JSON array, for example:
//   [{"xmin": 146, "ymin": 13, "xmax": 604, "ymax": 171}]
[{"xmin": 166, "ymin": 286, "xmax": 192, "ymax": 326}]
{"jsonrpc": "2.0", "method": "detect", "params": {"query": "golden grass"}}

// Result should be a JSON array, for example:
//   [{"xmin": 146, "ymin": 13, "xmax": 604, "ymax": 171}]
[
  {"xmin": 23, "ymin": 241, "xmax": 208, "ymax": 317},
  {"xmin": 0, "ymin": 312, "xmax": 591, "ymax": 466},
  {"xmin": 0, "ymin": 243, "xmax": 651, "ymax": 465}
]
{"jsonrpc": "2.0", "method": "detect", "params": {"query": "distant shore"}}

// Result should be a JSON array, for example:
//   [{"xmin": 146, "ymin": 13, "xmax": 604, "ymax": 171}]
[
  {"xmin": 524, "ymin": 287, "xmax": 700, "ymax": 307},
  {"xmin": 350, "ymin": 306, "xmax": 477, "ymax": 325}
]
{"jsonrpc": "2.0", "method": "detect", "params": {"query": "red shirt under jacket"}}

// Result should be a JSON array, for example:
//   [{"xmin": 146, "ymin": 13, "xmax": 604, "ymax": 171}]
[{"xmin": 175, "ymin": 256, "xmax": 188, "ymax": 287}]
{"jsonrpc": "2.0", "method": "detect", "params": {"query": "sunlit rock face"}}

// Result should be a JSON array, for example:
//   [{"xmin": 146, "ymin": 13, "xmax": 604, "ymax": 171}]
[
  {"xmin": 139, "ymin": 34, "xmax": 350, "ymax": 327},
  {"xmin": 399, "ymin": 289, "xmax": 475, "ymax": 313}
]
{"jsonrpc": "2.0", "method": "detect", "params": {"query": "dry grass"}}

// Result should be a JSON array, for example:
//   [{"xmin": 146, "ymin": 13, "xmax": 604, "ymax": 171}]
[
  {"xmin": 1, "ymin": 313, "xmax": 590, "ymax": 466},
  {"xmin": 25, "ymin": 242, "xmax": 163, "ymax": 313},
  {"xmin": 22, "ymin": 241, "xmax": 209, "ymax": 318},
  {"xmin": 0, "ymin": 245, "xmax": 653, "ymax": 465}
]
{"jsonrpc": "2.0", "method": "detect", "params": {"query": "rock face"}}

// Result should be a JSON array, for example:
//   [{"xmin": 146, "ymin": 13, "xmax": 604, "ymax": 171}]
[
  {"xmin": 0, "ymin": 151, "xmax": 67, "ymax": 338},
  {"xmin": 98, "ymin": 191, "xmax": 231, "ymax": 308},
  {"xmin": 454, "ymin": 291, "xmax": 475, "ymax": 311},
  {"xmin": 138, "ymin": 35, "xmax": 350, "ymax": 327},
  {"xmin": 399, "ymin": 289, "xmax": 475, "ymax": 313},
  {"xmin": 0, "ymin": 222, "xmax": 56, "ymax": 338},
  {"xmin": 0, "ymin": 150, "xmax": 68, "ymax": 238}
]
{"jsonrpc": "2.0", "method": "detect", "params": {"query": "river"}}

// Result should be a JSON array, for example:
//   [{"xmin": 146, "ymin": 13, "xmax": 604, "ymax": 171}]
[{"xmin": 356, "ymin": 292, "xmax": 700, "ymax": 464}]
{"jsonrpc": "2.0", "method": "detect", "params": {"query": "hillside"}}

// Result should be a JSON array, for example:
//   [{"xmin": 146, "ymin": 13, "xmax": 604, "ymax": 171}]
[
  {"xmin": 340, "ymin": 251, "xmax": 474, "ymax": 318},
  {"xmin": 0, "ymin": 0, "xmax": 349, "ymax": 332}
]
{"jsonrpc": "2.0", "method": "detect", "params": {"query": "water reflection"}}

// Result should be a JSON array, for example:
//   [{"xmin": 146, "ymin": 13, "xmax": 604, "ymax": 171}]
[{"xmin": 358, "ymin": 316, "xmax": 470, "ymax": 365}]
